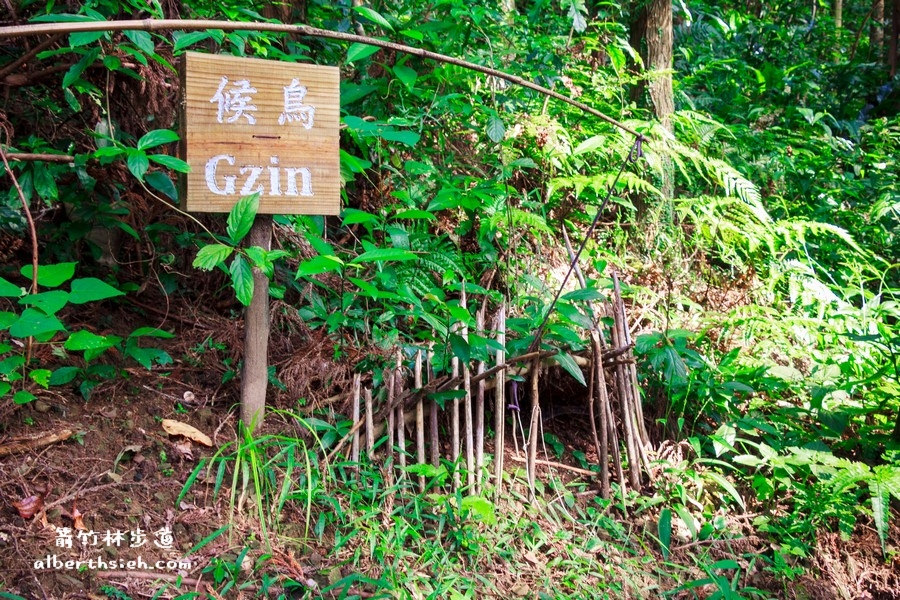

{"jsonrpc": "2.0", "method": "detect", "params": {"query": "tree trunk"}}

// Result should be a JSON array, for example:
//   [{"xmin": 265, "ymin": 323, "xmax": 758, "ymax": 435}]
[
  {"xmin": 646, "ymin": 0, "xmax": 675, "ymax": 201},
  {"xmin": 240, "ymin": 216, "xmax": 273, "ymax": 433},
  {"xmin": 836, "ymin": 0, "xmax": 844, "ymax": 29},
  {"xmin": 872, "ymin": 0, "xmax": 885, "ymax": 58},
  {"xmin": 891, "ymin": 0, "xmax": 900, "ymax": 75}
]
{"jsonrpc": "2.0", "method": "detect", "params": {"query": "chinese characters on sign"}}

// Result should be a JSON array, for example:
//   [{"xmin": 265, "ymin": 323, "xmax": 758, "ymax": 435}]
[
  {"xmin": 180, "ymin": 52, "xmax": 340, "ymax": 214},
  {"xmin": 55, "ymin": 526, "xmax": 174, "ymax": 549}
]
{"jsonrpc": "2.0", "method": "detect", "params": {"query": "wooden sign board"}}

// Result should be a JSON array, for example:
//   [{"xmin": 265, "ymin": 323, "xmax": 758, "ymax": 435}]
[{"xmin": 179, "ymin": 52, "xmax": 340, "ymax": 214}]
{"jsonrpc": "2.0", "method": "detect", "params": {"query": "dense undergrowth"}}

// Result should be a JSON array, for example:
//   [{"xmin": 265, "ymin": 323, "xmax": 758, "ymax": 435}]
[{"xmin": 1, "ymin": 0, "xmax": 899, "ymax": 598}]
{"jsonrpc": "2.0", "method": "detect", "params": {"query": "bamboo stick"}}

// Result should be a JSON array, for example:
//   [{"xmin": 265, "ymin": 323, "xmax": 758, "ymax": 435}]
[
  {"xmin": 493, "ymin": 303, "xmax": 507, "ymax": 499},
  {"xmin": 427, "ymin": 345, "xmax": 439, "ymax": 468},
  {"xmin": 351, "ymin": 373, "xmax": 361, "ymax": 468},
  {"xmin": 610, "ymin": 283, "xmax": 641, "ymax": 489},
  {"xmin": 365, "ymin": 388, "xmax": 374, "ymax": 460},
  {"xmin": 451, "ymin": 321, "xmax": 461, "ymax": 490},
  {"xmin": 414, "ymin": 350, "xmax": 425, "ymax": 492},
  {"xmin": 386, "ymin": 370, "xmax": 395, "ymax": 487},
  {"xmin": 395, "ymin": 351, "xmax": 406, "ymax": 476},
  {"xmin": 475, "ymin": 306, "xmax": 486, "ymax": 494},
  {"xmin": 462, "ymin": 288, "xmax": 475, "ymax": 491},
  {"xmin": 526, "ymin": 358, "xmax": 541, "ymax": 499}
]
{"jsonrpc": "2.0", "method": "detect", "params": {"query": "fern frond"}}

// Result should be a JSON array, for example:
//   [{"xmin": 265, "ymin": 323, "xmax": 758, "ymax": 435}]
[{"xmin": 869, "ymin": 465, "xmax": 900, "ymax": 556}]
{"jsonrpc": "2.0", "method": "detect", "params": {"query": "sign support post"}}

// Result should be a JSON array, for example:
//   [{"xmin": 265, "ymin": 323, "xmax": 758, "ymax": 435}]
[{"xmin": 180, "ymin": 52, "xmax": 340, "ymax": 433}]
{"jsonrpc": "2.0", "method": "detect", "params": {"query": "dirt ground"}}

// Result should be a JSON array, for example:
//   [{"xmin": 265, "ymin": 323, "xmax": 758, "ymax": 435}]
[{"xmin": 1, "ymin": 301, "xmax": 898, "ymax": 599}]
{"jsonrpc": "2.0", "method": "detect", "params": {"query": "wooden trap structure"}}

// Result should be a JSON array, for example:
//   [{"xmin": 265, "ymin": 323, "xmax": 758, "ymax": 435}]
[{"xmin": 330, "ymin": 272, "xmax": 652, "ymax": 500}]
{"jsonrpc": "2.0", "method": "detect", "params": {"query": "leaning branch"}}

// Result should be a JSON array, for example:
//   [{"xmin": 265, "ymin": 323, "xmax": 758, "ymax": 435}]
[{"xmin": 0, "ymin": 19, "xmax": 643, "ymax": 139}]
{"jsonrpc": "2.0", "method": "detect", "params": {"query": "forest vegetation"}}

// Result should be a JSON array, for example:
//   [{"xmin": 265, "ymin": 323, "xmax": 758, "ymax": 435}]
[{"xmin": 0, "ymin": 0, "xmax": 899, "ymax": 598}]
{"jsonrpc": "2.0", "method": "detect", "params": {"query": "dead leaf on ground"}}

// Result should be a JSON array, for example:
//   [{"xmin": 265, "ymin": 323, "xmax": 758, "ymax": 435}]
[
  {"xmin": 173, "ymin": 440, "xmax": 194, "ymax": 460},
  {"xmin": 161, "ymin": 419, "xmax": 212, "ymax": 447},
  {"xmin": 12, "ymin": 494, "xmax": 44, "ymax": 519},
  {"xmin": 72, "ymin": 506, "xmax": 86, "ymax": 531}
]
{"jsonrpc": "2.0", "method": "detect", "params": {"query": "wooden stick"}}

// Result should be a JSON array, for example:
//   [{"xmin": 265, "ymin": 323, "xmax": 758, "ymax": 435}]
[
  {"xmin": 365, "ymin": 387, "xmax": 374, "ymax": 460},
  {"xmin": 395, "ymin": 351, "xmax": 406, "ymax": 476},
  {"xmin": 0, "ymin": 428, "xmax": 72, "ymax": 457},
  {"xmin": 462, "ymin": 287, "xmax": 475, "ymax": 491},
  {"xmin": 414, "ymin": 350, "xmax": 425, "ymax": 492},
  {"xmin": 386, "ymin": 370, "xmax": 395, "ymax": 487},
  {"xmin": 610, "ymin": 275, "xmax": 640, "ymax": 489},
  {"xmin": 351, "ymin": 373, "xmax": 361, "ymax": 467},
  {"xmin": 508, "ymin": 455, "xmax": 596, "ymax": 477},
  {"xmin": 493, "ymin": 303, "xmax": 506, "ymax": 499},
  {"xmin": 526, "ymin": 358, "xmax": 541, "ymax": 500},
  {"xmin": 450, "ymin": 321, "xmax": 461, "ymax": 490},
  {"xmin": 474, "ymin": 306, "xmax": 486, "ymax": 494},
  {"xmin": 427, "ymin": 345, "xmax": 439, "ymax": 468},
  {"xmin": 0, "ymin": 20, "xmax": 643, "ymax": 139}
]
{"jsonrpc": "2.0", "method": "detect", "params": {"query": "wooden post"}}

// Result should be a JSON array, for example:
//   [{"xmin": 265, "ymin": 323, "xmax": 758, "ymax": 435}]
[
  {"xmin": 451, "ymin": 321, "xmax": 461, "ymax": 490},
  {"xmin": 428, "ymin": 345, "xmax": 439, "ymax": 468},
  {"xmin": 475, "ymin": 307, "xmax": 486, "ymax": 494},
  {"xmin": 493, "ymin": 303, "xmax": 506, "ymax": 498},
  {"xmin": 395, "ymin": 352, "xmax": 406, "ymax": 477},
  {"xmin": 365, "ymin": 387, "xmax": 374, "ymax": 459},
  {"xmin": 415, "ymin": 350, "xmax": 426, "ymax": 492},
  {"xmin": 351, "ymin": 373, "xmax": 361, "ymax": 467},
  {"xmin": 240, "ymin": 215, "xmax": 272, "ymax": 432},
  {"xmin": 462, "ymin": 288, "xmax": 475, "ymax": 491}
]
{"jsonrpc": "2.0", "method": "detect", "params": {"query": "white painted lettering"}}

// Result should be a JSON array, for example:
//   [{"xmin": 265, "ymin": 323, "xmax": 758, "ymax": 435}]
[
  {"xmin": 239, "ymin": 165, "xmax": 264, "ymax": 196},
  {"xmin": 285, "ymin": 167, "xmax": 313, "ymax": 197},
  {"xmin": 205, "ymin": 154, "xmax": 236, "ymax": 195},
  {"xmin": 268, "ymin": 156, "xmax": 282, "ymax": 196}
]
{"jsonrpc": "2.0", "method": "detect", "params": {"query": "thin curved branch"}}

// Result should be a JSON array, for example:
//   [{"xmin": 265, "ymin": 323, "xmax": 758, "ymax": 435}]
[{"xmin": 0, "ymin": 19, "xmax": 643, "ymax": 138}]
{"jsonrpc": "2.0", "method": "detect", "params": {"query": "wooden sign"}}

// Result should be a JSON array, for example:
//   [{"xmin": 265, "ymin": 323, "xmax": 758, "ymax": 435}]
[{"xmin": 179, "ymin": 52, "xmax": 340, "ymax": 214}]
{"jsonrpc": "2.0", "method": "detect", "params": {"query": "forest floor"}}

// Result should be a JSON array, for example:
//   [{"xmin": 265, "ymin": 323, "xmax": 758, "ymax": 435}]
[{"xmin": 1, "ymin": 297, "xmax": 899, "ymax": 600}]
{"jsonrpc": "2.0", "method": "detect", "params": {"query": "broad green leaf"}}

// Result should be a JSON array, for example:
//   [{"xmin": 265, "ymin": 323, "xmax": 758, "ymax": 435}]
[
  {"xmin": 21, "ymin": 262, "xmax": 77, "ymax": 288},
  {"xmin": 173, "ymin": 30, "xmax": 211, "ymax": 52},
  {"xmin": 229, "ymin": 255, "xmax": 254, "ymax": 306},
  {"xmin": 346, "ymin": 43, "xmax": 380, "ymax": 63},
  {"xmin": 449, "ymin": 333, "xmax": 470, "ymax": 363},
  {"xmin": 49, "ymin": 366, "xmax": 80, "ymax": 386},
  {"xmin": 123, "ymin": 30, "xmax": 155, "ymax": 55},
  {"xmin": 126, "ymin": 150, "xmax": 150, "ymax": 180},
  {"xmin": 137, "ymin": 129, "xmax": 179, "ymax": 151},
  {"xmin": 13, "ymin": 390, "xmax": 35, "ymax": 405},
  {"xmin": 69, "ymin": 278, "xmax": 124, "ymax": 304},
  {"xmin": 149, "ymin": 154, "xmax": 191, "ymax": 173},
  {"xmin": 30, "ymin": 13, "xmax": 102, "ymax": 22},
  {"xmin": 460, "ymin": 496, "xmax": 496, "ymax": 524},
  {"xmin": 553, "ymin": 352, "xmax": 586, "ymax": 386},
  {"xmin": 0, "ymin": 277, "xmax": 24, "ymax": 298},
  {"xmin": 145, "ymin": 171, "xmax": 178, "ymax": 201},
  {"xmin": 341, "ymin": 208, "xmax": 379, "ymax": 227},
  {"xmin": 352, "ymin": 248, "xmax": 417, "ymax": 263},
  {"xmin": 64, "ymin": 330, "xmax": 120, "ymax": 351},
  {"xmin": 393, "ymin": 65, "xmax": 418, "ymax": 89},
  {"xmin": 129, "ymin": 327, "xmax": 175, "ymax": 338},
  {"xmin": 19, "ymin": 290, "xmax": 70, "ymax": 315},
  {"xmin": 380, "ymin": 129, "xmax": 420, "ymax": 146},
  {"xmin": 658, "ymin": 508, "xmax": 672, "ymax": 559},
  {"xmin": 62, "ymin": 47, "xmax": 101, "ymax": 88},
  {"xmin": 487, "ymin": 115, "xmax": 505, "ymax": 143},
  {"xmin": 561, "ymin": 288, "xmax": 605, "ymax": 302},
  {"xmin": 705, "ymin": 471, "xmax": 745, "ymax": 510},
  {"xmin": 8, "ymin": 308, "xmax": 65, "ymax": 338},
  {"xmin": 69, "ymin": 30, "xmax": 106, "ymax": 47},
  {"xmin": 193, "ymin": 244, "xmax": 233, "ymax": 270},
  {"xmin": 393, "ymin": 209, "xmax": 435, "ymax": 221},
  {"xmin": 30, "ymin": 369, "xmax": 52, "ymax": 388},
  {"xmin": 226, "ymin": 193, "xmax": 259, "ymax": 244},
  {"xmin": 352, "ymin": 5, "xmax": 394, "ymax": 31},
  {"xmin": 296, "ymin": 255, "xmax": 344, "ymax": 277},
  {"xmin": 0, "ymin": 382, "xmax": 9, "ymax": 397},
  {"xmin": 126, "ymin": 346, "xmax": 172, "ymax": 369}
]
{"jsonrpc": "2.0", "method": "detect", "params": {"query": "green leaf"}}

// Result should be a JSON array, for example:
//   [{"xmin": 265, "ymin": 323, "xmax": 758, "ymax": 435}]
[
  {"xmin": 13, "ymin": 390, "xmax": 35, "ymax": 405},
  {"xmin": 341, "ymin": 208, "xmax": 380, "ymax": 227},
  {"xmin": 126, "ymin": 150, "xmax": 150, "ymax": 180},
  {"xmin": 30, "ymin": 369, "xmax": 52, "ymax": 388},
  {"xmin": 19, "ymin": 290, "xmax": 70, "ymax": 315},
  {"xmin": 487, "ymin": 115, "xmax": 505, "ymax": 143},
  {"xmin": 145, "ymin": 171, "xmax": 178, "ymax": 201},
  {"xmin": 123, "ymin": 30, "xmax": 155, "ymax": 55},
  {"xmin": 21, "ymin": 262, "xmax": 77, "ymax": 288},
  {"xmin": 449, "ymin": 333, "xmax": 470, "ymax": 363},
  {"xmin": 62, "ymin": 47, "xmax": 101, "ymax": 88},
  {"xmin": 64, "ymin": 330, "xmax": 120, "ymax": 352},
  {"xmin": 351, "ymin": 248, "xmax": 417, "ymax": 263},
  {"xmin": 126, "ymin": 346, "xmax": 172, "ymax": 369},
  {"xmin": 296, "ymin": 255, "xmax": 344, "ymax": 277},
  {"xmin": 393, "ymin": 65, "xmax": 418, "ymax": 89},
  {"xmin": 9, "ymin": 308, "xmax": 65, "ymax": 338},
  {"xmin": 705, "ymin": 471, "xmax": 745, "ymax": 510},
  {"xmin": 0, "ymin": 382, "xmax": 9, "ymax": 397},
  {"xmin": 49, "ymin": 366, "xmax": 81, "ymax": 386},
  {"xmin": 193, "ymin": 244, "xmax": 233, "ymax": 270},
  {"xmin": 379, "ymin": 129, "xmax": 420, "ymax": 146},
  {"xmin": 69, "ymin": 278, "xmax": 124, "ymax": 304},
  {"xmin": 69, "ymin": 30, "xmax": 106, "ymax": 47},
  {"xmin": 346, "ymin": 43, "xmax": 380, "ymax": 63},
  {"xmin": 460, "ymin": 496, "xmax": 496, "ymax": 524},
  {"xmin": 0, "ymin": 277, "xmax": 24, "ymax": 298},
  {"xmin": 173, "ymin": 30, "xmax": 211, "ymax": 52},
  {"xmin": 149, "ymin": 154, "xmax": 191, "ymax": 173},
  {"xmin": 229, "ymin": 255, "xmax": 254, "ymax": 306},
  {"xmin": 352, "ymin": 5, "xmax": 394, "ymax": 31},
  {"xmin": 553, "ymin": 352, "xmax": 586, "ymax": 386},
  {"xmin": 129, "ymin": 327, "xmax": 175, "ymax": 338},
  {"xmin": 561, "ymin": 288, "xmax": 605, "ymax": 302},
  {"xmin": 137, "ymin": 129, "xmax": 179, "ymax": 151},
  {"xmin": 658, "ymin": 508, "xmax": 672, "ymax": 559},
  {"xmin": 226, "ymin": 193, "xmax": 259, "ymax": 244}
]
